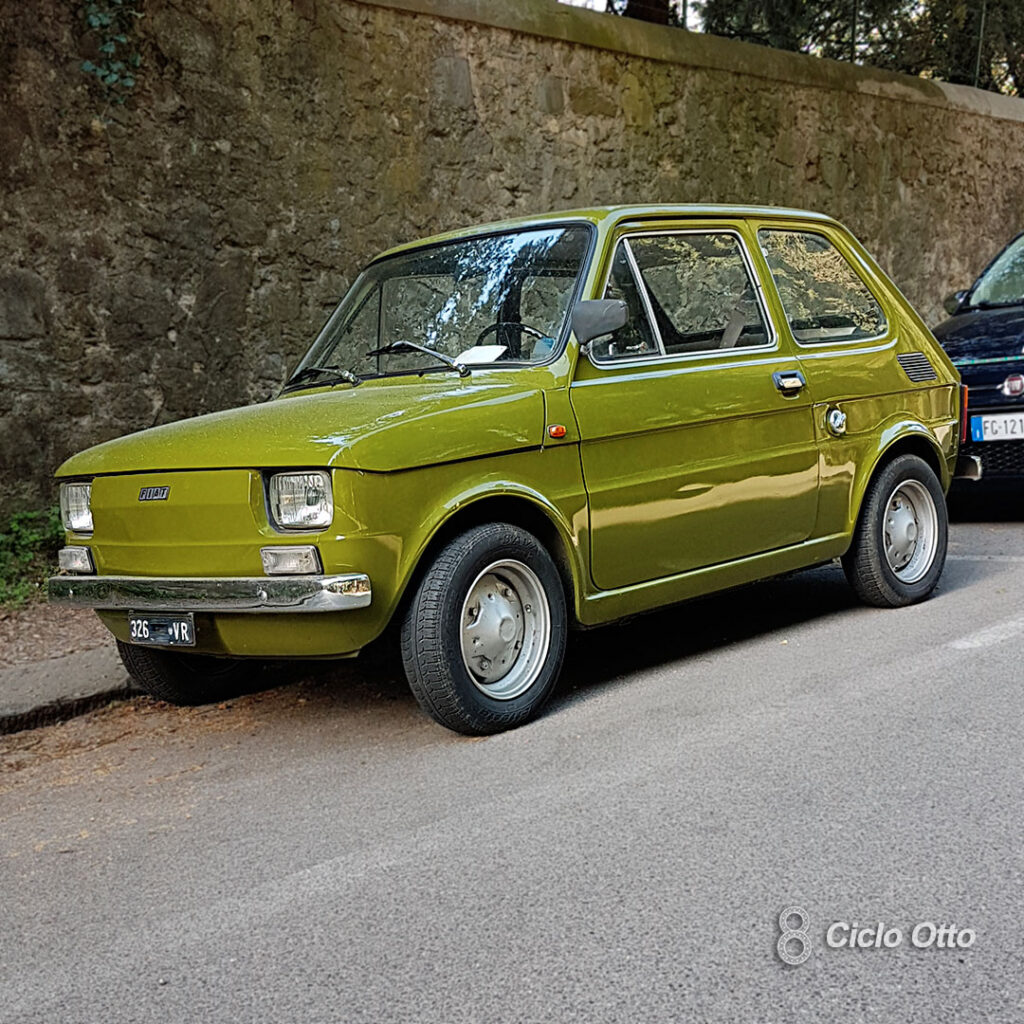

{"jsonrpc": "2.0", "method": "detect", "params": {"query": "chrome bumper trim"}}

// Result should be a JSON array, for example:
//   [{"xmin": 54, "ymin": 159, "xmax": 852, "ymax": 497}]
[{"xmin": 47, "ymin": 574, "xmax": 372, "ymax": 613}]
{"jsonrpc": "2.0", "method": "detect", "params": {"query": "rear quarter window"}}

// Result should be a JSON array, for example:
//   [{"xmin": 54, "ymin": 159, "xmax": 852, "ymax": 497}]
[{"xmin": 758, "ymin": 229, "xmax": 887, "ymax": 344}]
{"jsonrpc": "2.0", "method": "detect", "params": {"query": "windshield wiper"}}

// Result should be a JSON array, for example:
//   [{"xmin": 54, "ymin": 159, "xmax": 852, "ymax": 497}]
[
  {"xmin": 366, "ymin": 340, "xmax": 470, "ymax": 378},
  {"xmin": 284, "ymin": 365, "xmax": 362, "ymax": 390}
]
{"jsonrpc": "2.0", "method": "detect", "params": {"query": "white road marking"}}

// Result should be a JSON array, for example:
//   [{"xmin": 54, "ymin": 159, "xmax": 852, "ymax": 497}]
[
  {"xmin": 949, "ymin": 617, "xmax": 1024, "ymax": 650},
  {"xmin": 947, "ymin": 554, "xmax": 1024, "ymax": 562}
]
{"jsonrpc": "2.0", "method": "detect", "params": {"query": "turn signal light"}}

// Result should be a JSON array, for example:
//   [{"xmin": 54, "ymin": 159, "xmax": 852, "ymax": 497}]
[
  {"xmin": 261, "ymin": 546, "xmax": 322, "ymax": 576},
  {"xmin": 58, "ymin": 546, "xmax": 94, "ymax": 574}
]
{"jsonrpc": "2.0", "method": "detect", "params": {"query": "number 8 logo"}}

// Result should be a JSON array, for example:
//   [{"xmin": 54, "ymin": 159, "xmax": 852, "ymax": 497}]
[{"xmin": 777, "ymin": 906, "xmax": 811, "ymax": 965}]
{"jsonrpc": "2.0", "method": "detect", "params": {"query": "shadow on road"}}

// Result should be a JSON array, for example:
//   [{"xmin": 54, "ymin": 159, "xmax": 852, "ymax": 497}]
[
  {"xmin": 280, "ymin": 563, "xmax": 861, "ymax": 728},
  {"xmin": 948, "ymin": 481, "xmax": 1024, "ymax": 522},
  {"xmin": 220, "ymin": 503, "xmax": 1011, "ymax": 733},
  {"xmin": 556, "ymin": 564, "xmax": 857, "ymax": 700}
]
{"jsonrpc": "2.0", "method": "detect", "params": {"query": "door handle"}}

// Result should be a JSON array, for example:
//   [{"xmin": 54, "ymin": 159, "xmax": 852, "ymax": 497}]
[{"xmin": 773, "ymin": 370, "xmax": 805, "ymax": 394}]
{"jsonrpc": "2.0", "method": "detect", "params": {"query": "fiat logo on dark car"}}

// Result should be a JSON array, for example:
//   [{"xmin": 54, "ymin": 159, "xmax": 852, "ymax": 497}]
[
  {"xmin": 1000, "ymin": 374, "xmax": 1024, "ymax": 398},
  {"xmin": 138, "ymin": 486, "xmax": 170, "ymax": 501}
]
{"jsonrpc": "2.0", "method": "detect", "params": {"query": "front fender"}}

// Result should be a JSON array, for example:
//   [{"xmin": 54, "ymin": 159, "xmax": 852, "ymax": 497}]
[{"xmin": 320, "ymin": 446, "xmax": 590, "ymax": 646}]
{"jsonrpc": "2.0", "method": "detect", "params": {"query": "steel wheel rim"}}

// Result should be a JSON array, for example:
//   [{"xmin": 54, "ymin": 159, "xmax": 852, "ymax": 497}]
[
  {"xmin": 460, "ymin": 559, "xmax": 551, "ymax": 701},
  {"xmin": 883, "ymin": 479, "xmax": 938, "ymax": 584}
]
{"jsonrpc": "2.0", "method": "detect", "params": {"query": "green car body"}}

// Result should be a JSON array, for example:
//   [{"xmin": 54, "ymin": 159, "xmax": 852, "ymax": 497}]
[{"xmin": 50, "ymin": 205, "xmax": 961, "ymax": 728}]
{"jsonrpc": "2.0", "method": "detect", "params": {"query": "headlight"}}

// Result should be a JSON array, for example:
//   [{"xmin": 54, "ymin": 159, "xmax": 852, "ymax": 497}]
[
  {"xmin": 60, "ymin": 482, "xmax": 93, "ymax": 534},
  {"xmin": 268, "ymin": 471, "xmax": 333, "ymax": 530}
]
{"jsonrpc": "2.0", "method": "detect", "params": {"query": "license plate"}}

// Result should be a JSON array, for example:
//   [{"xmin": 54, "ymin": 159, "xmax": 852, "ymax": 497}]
[
  {"xmin": 970, "ymin": 413, "xmax": 1024, "ymax": 441},
  {"xmin": 127, "ymin": 613, "xmax": 195, "ymax": 647}
]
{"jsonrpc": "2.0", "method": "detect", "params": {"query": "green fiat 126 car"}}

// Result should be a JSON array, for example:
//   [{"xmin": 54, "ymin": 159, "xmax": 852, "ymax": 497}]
[{"xmin": 50, "ymin": 205, "xmax": 964, "ymax": 733}]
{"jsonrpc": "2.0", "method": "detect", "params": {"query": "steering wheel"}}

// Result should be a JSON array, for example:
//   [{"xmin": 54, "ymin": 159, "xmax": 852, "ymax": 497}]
[{"xmin": 474, "ymin": 322, "xmax": 550, "ymax": 352}]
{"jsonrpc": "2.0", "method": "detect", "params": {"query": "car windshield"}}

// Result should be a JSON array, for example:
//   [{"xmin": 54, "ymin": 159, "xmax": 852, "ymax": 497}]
[
  {"xmin": 292, "ymin": 224, "xmax": 592, "ymax": 383},
  {"xmin": 971, "ymin": 233, "xmax": 1024, "ymax": 308}
]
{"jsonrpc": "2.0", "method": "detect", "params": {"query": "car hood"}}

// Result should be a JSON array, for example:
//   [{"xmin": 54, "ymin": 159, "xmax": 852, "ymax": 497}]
[
  {"xmin": 932, "ymin": 305, "xmax": 1024, "ymax": 363},
  {"xmin": 57, "ymin": 378, "xmax": 545, "ymax": 477}
]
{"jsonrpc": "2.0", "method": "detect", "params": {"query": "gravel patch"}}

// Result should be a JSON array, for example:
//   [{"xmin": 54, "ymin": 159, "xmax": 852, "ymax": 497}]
[{"xmin": 0, "ymin": 603, "xmax": 113, "ymax": 670}]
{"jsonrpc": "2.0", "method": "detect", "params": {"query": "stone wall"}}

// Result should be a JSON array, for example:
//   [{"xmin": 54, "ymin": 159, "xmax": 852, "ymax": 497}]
[{"xmin": 2, "ymin": 0, "xmax": 1023, "ymax": 516}]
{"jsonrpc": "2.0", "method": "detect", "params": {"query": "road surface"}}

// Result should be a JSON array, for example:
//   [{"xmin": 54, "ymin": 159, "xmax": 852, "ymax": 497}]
[{"xmin": 2, "ymin": 501, "xmax": 1022, "ymax": 1022}]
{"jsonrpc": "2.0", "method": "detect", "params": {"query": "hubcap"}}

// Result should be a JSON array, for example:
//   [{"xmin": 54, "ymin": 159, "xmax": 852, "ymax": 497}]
[
  {"xmin": 883, "ymin": 479, "xmax": 938, "ymax": 584},
  {"xmin": 460, "ymin": 559, "xmax": 551, "ymax": 701}
]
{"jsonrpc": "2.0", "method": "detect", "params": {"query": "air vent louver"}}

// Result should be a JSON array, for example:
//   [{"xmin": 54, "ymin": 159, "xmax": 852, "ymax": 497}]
[{"xmin": 897, "ymin": 352, "xmax": 938, "ymax": 382}]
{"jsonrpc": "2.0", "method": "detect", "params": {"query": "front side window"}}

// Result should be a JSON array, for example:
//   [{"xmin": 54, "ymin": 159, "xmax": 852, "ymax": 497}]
[
  {"xmin": 592, "ymin": 242, "xmax": 659, "ymax": 361},
  {"xmin": 970, "ymin": 233, "xmax": 1024, "ymax": 308},
  {"xmin": 292, "ymin": 224, "xmax": 592, "ymax": 384},
  {"xmin": 758, "ymin": 229, "xmax": 887, "ymax": 343},
  {"xmin": 594, "ymin": 232, "xmax": 770, "ymax": 362}
]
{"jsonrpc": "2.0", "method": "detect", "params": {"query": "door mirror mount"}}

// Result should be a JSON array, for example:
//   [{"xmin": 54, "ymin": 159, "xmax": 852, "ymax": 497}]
[
  {"xmin": 571, "ymin": 299, "xmax": 628, "ymax": 348},
  {"xmin": 943, "ymin": 290, "xmax": 969, "ymax": 317}
]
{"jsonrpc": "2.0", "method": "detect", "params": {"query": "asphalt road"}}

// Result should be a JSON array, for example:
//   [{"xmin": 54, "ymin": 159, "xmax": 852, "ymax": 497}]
[{"xmin": 2, "ymin": 493, "xmax": 1022, "ymax": 1023}]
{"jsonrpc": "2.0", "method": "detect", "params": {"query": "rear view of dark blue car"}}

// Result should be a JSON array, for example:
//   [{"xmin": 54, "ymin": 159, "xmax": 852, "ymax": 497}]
[{"xmin": 934, "ymin": 233, "xmax": 1024, "ymax": 480}]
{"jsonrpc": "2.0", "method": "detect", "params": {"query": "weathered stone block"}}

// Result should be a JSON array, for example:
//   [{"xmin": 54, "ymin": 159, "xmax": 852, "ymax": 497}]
[{"xmin": 0, "ymin": 271, "xmax": 49, "ymax": 341}]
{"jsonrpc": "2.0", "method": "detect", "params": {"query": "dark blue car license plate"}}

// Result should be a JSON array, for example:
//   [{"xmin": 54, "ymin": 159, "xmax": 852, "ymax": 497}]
[
  {"xmin": 127, "ymin": 613, "xmax": 195, "ymax": 647},
  {"xmin": 970, "ymin": 413, "xmax": 1024, "ymax": 441}
]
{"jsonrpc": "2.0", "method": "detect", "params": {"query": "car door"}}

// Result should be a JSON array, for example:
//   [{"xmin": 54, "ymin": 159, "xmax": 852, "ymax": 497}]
[{"xmin": 569, "ymin": 222, "xmax": 820, "ymax": 591}]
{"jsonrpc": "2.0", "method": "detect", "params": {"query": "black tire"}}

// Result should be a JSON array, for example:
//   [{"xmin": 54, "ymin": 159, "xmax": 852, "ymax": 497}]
[
  {"xmin": 116, "ymin": 640, "xmax": 255, "ymax": 705},
  {"xmin": 842, "ymin": 453, "xmax": 948, "ymax": 608},
  {"xmin": 400, "ymin": 523, "xmax": 567, "ymax": 735}
]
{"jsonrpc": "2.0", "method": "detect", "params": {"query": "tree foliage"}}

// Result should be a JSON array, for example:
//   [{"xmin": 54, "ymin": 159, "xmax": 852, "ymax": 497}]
[
  {"xmin": 695, "ymin": 0, "xmax": 1022, "ymax": 95},
  {"xmin": 585, "ymin": 1, "xmax": 1022, "ymax": 95},
  {"xmin": 610, "ymin": 1, "xmax": 682, "ymax": 27}
]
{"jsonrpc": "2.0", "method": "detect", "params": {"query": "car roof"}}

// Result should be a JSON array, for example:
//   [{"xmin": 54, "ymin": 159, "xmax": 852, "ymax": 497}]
[{"xmin": 373, "ymin": 204, "xmax": 841, "ymax": 262}]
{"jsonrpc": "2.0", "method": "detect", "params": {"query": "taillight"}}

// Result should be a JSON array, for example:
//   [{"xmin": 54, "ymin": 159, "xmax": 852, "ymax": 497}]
[{"xmin": 960, "ymin": 384, "xmax": 969, "ymax": 444}]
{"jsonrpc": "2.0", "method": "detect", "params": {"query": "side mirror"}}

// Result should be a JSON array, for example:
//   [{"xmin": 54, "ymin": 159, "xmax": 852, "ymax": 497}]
[
  {"xmin": 571, "ymin": 299, "xmax": 627, "ymax": 346},
  {"xmin": 943, "ymin": 290, "xmax": 968, "ymax": 317}
]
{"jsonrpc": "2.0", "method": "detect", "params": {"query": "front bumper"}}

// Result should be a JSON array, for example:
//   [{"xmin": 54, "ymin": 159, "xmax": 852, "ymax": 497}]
[{"xmin": 47, "ymin": 573, "xmax": 372, "ymax": 613}]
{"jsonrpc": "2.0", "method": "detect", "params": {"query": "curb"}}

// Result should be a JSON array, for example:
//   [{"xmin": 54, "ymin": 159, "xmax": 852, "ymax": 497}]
[
  {"xmin": 0, "ymin": 685, "xmax": 138, "ymax": 736},
  {"xmin": 0, "ymin": 645, "xmax": 139, "ymax": 737}
]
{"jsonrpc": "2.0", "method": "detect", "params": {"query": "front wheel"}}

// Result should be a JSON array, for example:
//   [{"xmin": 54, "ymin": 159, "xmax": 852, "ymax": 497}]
[
  {"xmin": 842, "ymin": 453, "xmax": 948, "ymax": 607},
  {"xmin": 400, "ymin": 523, "xmax": 567, "ymax": 734},
  {"xmin": 117, "ymin": 641, "xmax": 255, "ymax": 705}
]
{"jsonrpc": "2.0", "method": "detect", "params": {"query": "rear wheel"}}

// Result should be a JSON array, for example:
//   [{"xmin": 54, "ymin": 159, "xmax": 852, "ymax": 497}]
[
  {"xmin": 842, "ymin": 454, "xmax": 947, "ymax": 607},
  {"xmin": 400, "ymin": 523, "xmax": 567, "ymax": 734},
  {"xmin": 117, "ymin": 641, "xmax": 254, "ymax": 705}
]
